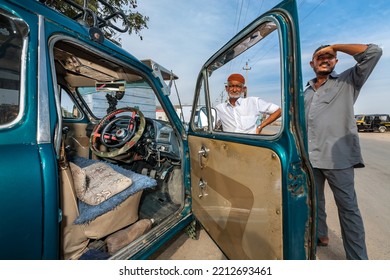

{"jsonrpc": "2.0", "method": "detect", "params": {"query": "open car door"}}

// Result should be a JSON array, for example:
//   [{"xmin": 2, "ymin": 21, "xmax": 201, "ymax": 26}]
[{"xmin": 187, "ymin": 0, "xmax": 315, "ymax": 260}]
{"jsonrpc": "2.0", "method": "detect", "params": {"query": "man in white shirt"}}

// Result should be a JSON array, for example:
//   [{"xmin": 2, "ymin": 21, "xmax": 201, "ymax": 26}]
[{"xmin": 216, "ymin": 73, "xmax": 281, "ymax": 134}]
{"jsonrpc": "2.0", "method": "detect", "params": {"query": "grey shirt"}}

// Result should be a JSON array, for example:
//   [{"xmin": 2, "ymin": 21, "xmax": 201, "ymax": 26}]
[{"xmin": 304, "ymin": 44, "xmax": 382, "ymax": 169}]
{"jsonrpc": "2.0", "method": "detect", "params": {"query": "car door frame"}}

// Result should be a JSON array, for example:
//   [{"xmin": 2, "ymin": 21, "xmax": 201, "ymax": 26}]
[
  {"xmin": 187, "ymin": 0, "xmax": 315, "ymax": 260},
  {"xmin": 0, "ymin": 1, "xmax": 61, "ymax": 259}
]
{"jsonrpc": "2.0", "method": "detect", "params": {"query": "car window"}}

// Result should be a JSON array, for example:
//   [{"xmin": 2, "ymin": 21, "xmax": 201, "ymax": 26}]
[
  {"xmin": 192, "ymin": 77, "xmax": 213, "ymax": 130},
  {"xmin": 77, "ymin": 80, "xmax": 158, "ymax": 120},
  {"xmin": 0, "ymin": 9, "xmax": 29, "ymax": 127},
  {"xmin": 61, "ymin": 87, "xmax": 82, "ymax": 119},
  {"xmin": 52, "ymin": 40, "xmax": 161, "ymax": 122},
  {"xmin": 192, "ymin": 20, "xmax": 282, "ymax": 137}
]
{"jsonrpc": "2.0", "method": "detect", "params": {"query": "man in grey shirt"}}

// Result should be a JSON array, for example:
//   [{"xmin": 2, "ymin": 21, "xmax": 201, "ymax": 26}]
[{"xmin": 304, "ymin": 44, "xmax": 382, "ymax": 259}]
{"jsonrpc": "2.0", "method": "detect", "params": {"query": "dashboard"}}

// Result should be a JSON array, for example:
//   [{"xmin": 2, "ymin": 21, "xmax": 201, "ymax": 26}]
[{"xmin": 140, "ymin": 118, "xmax": 181, "ymax": 161}]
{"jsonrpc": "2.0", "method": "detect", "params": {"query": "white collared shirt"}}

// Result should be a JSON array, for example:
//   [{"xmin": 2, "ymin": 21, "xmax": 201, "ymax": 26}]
[{"xmin": 216, "ymin": 97, "xmax": 279, "ymax": 133}]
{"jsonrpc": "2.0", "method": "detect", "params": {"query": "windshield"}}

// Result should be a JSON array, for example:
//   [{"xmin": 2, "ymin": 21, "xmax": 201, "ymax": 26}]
[
  {"xmin": 53, "ymin": 40, "xmax": 170, "ymax": 122},
  {"xmin": 75, "ymin": 81, "xmax": 158, "ymax": 119},
  {"xmin": 355, "ymin": 115, "xmax": 364, "ymax": 121}
]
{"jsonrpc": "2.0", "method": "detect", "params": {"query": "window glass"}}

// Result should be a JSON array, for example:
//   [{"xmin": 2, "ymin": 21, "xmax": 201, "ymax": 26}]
[
  {"xmin": 61, "ymin": 88, "xmax": 82, "ymax": 119},
  {"xmin": 77, "ymin": 80, "xmax": 159, "ymax": 120},
  {"xmin": 53, "ymin": 41, "xmax": 167, "ymax": 123},
  {"xmin": 0, "ymin": 10, "xmax": 28, "ymax": 126},
  {"xmin": 207, "ymin": 21, "xmax": 282, "ymax": 136},
  {"xmin": 192, "ymin": 76, "xmax": 210, "ymax": 131}
]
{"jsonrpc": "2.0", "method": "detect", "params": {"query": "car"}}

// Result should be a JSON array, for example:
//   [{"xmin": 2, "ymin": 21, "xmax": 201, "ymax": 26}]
[
  {"xmin": 0, "ymin": 0, "xmax": 315, "ymax": 260},
  {"xmin": 356, "ymin": 114, "xmax": 390, "ymax": 133}
]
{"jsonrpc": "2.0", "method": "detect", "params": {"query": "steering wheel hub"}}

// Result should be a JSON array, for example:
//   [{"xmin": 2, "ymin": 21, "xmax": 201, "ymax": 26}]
[{"xmin": 115, "ymin": 128, "xmax": 128, "ymax": 139}]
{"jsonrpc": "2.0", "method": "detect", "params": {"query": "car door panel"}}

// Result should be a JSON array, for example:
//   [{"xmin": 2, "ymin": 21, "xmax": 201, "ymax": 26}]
[{"xmin": 189, "ymin": 136, "xmax": 283, "ymax": 259}]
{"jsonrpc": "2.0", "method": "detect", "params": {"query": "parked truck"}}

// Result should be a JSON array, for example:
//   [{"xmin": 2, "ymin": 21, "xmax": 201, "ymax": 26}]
[{"xmin": 356, "ymin": 114, "xmax": 390, "ymax": 133}]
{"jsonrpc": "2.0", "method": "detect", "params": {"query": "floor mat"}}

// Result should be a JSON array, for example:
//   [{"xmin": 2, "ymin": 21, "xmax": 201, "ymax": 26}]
[{"xmin": 139, "ymin": 190, "xmax": 180, "ymax": 224}]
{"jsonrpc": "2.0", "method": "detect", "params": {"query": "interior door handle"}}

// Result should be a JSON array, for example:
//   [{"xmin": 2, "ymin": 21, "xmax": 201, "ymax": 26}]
[{"xmin": 198, "ymin": 146, "xmax": 209, "ymax": 169}]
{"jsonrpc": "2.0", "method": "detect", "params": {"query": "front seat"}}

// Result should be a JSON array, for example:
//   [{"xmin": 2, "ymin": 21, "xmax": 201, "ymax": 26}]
[{"xmin": 59, "ymin": 145, "xmax": 145, "ymax": 260}]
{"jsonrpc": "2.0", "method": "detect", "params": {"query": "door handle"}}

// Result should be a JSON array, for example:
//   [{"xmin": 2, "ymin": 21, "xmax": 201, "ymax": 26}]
[
  {"xmin": 198, "ymin": 178, "xmax": 208, "ymax": 198},
  {"xmin": 198, "ymin": 146, "xmax": 209, "ymax": 169}
]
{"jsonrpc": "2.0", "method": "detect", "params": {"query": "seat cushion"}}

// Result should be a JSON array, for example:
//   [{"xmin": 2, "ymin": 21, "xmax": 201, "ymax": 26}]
[
  {"xmin": 69, "ymin": 162, "xmax": 132, "ymax": 206},
  {"xmin": 71, "ymin": 157, "xmax": 157, "ymax": 224}
]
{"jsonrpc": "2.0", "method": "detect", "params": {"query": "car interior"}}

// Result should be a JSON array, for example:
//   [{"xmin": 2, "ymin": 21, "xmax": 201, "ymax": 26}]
[{"xmin": 53, "ymin": 39, "xmax": 185, "ymax": 259}]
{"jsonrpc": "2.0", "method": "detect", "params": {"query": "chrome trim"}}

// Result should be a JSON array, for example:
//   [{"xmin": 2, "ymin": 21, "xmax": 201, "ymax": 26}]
[
  {"xmin": 109, "ymin": 212, "xmax": 187, "ymax": 260},
  {"xmin": 37, "ymin": 15, "xmax": 52, "ymax": 144}
]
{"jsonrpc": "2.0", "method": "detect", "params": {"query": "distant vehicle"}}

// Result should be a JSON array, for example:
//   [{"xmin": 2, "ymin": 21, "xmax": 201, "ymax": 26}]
[
  {"xmin": 356, "ymin": 114, "xmax": 390, "ymax": 133},
  {"xmin": 0, "ymin": 0, "xmax": 315, "ymax": 260}
]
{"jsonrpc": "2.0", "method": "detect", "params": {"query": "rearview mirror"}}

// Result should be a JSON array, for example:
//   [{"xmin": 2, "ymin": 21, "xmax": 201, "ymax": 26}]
[{"xmin": 95, "ymin": 81, "xmax": 126, "ymax": 92}]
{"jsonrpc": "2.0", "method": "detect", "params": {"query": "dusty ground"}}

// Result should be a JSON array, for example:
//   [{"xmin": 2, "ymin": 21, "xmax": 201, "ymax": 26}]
[{"xmin": 152, "ymin": 227, "xmax": 227, "ymax": 260}]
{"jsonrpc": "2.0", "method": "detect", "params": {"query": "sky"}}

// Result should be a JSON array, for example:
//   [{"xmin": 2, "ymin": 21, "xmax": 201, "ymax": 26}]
[{"xmin": 122, "ymin": 0, "xmax": 390, "ymax": 115}]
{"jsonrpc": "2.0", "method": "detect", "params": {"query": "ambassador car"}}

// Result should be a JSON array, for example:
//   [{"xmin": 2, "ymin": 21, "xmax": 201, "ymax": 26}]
[{"xmin": 0, "ymin": 0, "xmax": 315, "ymax": 260}]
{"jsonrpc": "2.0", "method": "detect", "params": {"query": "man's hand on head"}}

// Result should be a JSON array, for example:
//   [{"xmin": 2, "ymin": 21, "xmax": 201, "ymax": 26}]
[{"xmin": 313, "ymin": 45, "xmax": 337, "ymax": 60}]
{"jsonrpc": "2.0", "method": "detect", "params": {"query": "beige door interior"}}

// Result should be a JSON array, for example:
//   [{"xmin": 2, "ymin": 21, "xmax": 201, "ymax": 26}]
[{"xmin": 189, "ymin": 135, "xmax": 283, "ymax": 259}]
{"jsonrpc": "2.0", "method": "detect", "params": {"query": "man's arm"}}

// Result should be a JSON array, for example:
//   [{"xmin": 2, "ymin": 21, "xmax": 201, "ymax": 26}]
[
  {"xmin": 331, "ymin": 44, "xmax": 369, "ymax": 56},
  {"xmin": 314, "ymin": 44, "xmax": 368, "ymax": 58},
  {"xmin": 256, "ymin": 108, "xmax": 281, "ymax": 134}
]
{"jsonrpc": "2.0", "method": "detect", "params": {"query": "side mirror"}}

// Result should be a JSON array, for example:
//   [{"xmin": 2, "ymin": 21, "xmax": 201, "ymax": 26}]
[{"xmin": 194, "ymin": 107, "xmax": 217, "ymax": 130}]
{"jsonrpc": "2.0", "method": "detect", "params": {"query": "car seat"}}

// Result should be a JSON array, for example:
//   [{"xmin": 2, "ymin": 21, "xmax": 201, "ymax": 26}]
[{"xmin": 58, "ymin": 142, "xmax": 143, "ymax": 259}]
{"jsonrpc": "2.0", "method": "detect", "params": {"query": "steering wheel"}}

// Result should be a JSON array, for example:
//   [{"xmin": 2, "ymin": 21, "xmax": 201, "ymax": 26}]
[{"xmin": 89, "ymin": 107, "xmax": 145, "ymax": 158}]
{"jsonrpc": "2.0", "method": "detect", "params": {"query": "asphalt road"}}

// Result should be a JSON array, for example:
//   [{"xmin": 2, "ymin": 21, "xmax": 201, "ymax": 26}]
[
  {"xmin": 152, "ymin": 132, "xmax": 390, "ymax": 260},
  {"xmin": 316, "ymin": 131, "xmax": 390, "ymax": 260}
]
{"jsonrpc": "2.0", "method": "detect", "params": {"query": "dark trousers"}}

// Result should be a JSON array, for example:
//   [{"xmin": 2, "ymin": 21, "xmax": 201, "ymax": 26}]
[{"xmin": 314, "ymin": 167, "xmax": 368, "ymax": 260}]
